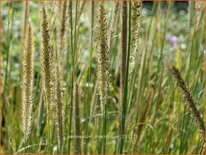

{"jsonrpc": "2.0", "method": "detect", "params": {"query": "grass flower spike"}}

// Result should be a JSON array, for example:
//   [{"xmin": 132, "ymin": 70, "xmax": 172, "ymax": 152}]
[
  {"xmin": 22, "ymin": 24, "xmax": 33, "ymax": 142},
  {"xmin": 96, "ymin": 5, "xmax": 110, "ymax": 153},
  {"xmin": 169, "ymin": 65, "xmax": 205, "ymax": 138},
  {"xmin": 55, "ymin": 65, "xmax": 65, "ymax": 149},
  {"xmin": 96, "ymin": 5, "xmax": 110, "ymax": 111},
  {"xmin": 40, "ymin": 6, "xmax": 56, "ymax": 119},
  {"xmin": 130, "ymin": 0, "xmax": 142, "ymax": 71}
]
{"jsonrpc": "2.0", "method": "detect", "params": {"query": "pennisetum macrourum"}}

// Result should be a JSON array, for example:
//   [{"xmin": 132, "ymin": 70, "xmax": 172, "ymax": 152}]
[{"xmin": 21, "ymin": 24, "xmax": 33, "ymax": 143}]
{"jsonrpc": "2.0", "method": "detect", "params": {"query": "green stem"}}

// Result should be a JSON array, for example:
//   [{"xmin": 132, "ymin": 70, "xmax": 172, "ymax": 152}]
[{"xmin": 119, "ymin": 1, "xmax": 131, "ymax": 154}]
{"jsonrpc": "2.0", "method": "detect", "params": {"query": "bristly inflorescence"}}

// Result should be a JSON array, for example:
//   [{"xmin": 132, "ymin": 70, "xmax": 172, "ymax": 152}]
[
  {"xmin": 130, "ymin": 0, "xmax": 142, "ymax": 70},
  {"xmin": 169, "ymin": 65, "xmax": 205, "ymax": 138},
  {"xmin": 96, "ymin": 5, "xmax": 110, "ymax": 111},
  {"xmin": 40, "ymin": 6, "xmax": 56, "ymax": 119},
  {"xmin": 22, "ymin": 24, "xmax": 33, "ymax": 142},
  {"xmin": 55, "ymin": 65, "xmax": 65, "ymax": 148}
]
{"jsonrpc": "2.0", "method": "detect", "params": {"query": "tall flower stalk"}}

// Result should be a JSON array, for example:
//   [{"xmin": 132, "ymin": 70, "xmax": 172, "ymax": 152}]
[
  {"xmin": 41, "ymin": 6, "xmax": 55, "ymax": 119},
  {"xmin": 96, "ymin": 5, "xmax": 109, "ymax": 154},
  {"xmin": 22, "ymin": 24, "xmax": 33, "ymax": 143},
  {"xmin": 40, "ymin": 6, "xmax": 56, "ymax": 149}
]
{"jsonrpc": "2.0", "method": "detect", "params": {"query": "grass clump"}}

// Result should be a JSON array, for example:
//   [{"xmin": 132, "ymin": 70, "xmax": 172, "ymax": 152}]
[{"xmin": 0, "ymin": 1, "xmax": 205, "ymax": 154}]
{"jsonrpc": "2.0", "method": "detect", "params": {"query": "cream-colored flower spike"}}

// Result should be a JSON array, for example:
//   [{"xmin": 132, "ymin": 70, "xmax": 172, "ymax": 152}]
[
  {"xmin": 40, "ymin": 6, "xmax": 55, "ymax": 119},
  {"xmin": 22, "ymin": 24, "xmax": 33, "ymax": 142}
]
